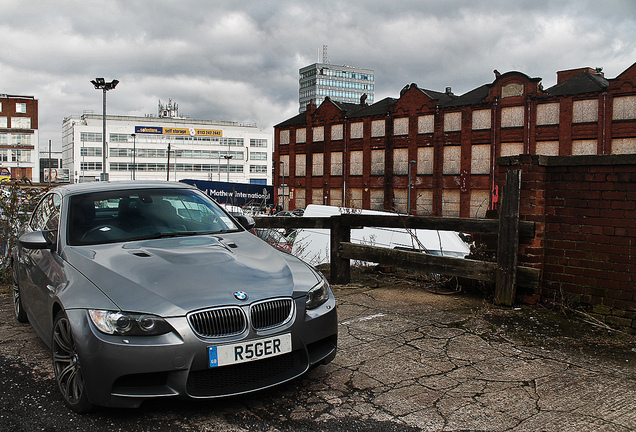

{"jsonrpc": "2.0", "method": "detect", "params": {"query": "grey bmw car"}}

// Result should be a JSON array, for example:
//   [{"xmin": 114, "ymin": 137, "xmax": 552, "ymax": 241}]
[{"xmin": 12, "ymin": 181, "xmax": 337, "ymax": 412}]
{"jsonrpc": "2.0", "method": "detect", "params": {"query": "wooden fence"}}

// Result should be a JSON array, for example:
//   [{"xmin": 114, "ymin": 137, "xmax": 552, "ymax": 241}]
[{"xmin": 254, "ymin": 170, "xmax": 539, "ymax": 306}]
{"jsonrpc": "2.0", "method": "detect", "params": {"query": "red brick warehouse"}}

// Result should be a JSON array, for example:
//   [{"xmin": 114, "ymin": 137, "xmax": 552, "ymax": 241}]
[{"xmin": 274, "ymin": 63, "xmax": 636, "ymax": 216}]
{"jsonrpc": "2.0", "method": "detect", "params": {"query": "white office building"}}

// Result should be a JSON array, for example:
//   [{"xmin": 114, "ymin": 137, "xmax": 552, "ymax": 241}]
[{"xmin": 62, "ymin": 104, "xmax": 272, "ymax": 185}]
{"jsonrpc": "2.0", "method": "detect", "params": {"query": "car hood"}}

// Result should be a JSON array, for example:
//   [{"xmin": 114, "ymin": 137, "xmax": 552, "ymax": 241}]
[{"xmin": 62, "ymin": 232, "xmax": 320, "ymax": 317}]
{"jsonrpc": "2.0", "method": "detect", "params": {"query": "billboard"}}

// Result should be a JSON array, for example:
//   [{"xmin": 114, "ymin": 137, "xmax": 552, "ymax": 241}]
[
  {"xmin": 180, "ymin": 179, "xmax": 274, "ymax": 208},
  {"xmin": 44, "ymin": 168, "xmax": 71, "ymax": 183}
]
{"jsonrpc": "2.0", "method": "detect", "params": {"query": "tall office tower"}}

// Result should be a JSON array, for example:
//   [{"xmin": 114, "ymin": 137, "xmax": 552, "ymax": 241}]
[{"xmin": 299, "ymin": 46, "xmax": 374, "ymax": 112}]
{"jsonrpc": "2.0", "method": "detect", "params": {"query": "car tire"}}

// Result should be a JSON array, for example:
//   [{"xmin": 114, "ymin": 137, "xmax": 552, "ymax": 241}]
[
  {"xmin": 12, "ymin": 264, "xmax": 28, "ymax": 323},
  {"xmin": 52, "ymin": 311, "xmax": 95, "ymax": 413}
]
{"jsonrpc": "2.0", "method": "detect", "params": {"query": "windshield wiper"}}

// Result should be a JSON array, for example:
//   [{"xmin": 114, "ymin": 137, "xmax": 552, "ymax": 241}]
[{"xmin": 129, "ymin": 231, "xmax": 203, "ymax": 241}]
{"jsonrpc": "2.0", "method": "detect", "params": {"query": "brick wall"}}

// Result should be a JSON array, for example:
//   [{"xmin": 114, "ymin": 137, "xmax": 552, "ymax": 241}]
[{"xmin": 500, "ymin": 154, "xmax": 636, "ymax": 328}]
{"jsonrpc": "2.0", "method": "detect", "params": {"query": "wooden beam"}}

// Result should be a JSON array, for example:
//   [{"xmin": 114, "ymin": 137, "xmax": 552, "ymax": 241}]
[{"xmin": 495, "ymin": 169, "xmax": 522, "ymax": 306}]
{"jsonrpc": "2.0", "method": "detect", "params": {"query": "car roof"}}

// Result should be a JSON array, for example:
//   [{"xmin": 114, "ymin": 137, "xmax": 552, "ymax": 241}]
[{"xmin": 52, "ymin": 181, "xmax": 196, "ymax": 197}]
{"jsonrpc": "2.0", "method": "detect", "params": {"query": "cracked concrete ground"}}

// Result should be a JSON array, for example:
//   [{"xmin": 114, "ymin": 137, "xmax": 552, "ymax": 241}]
[{"xmin": 1, "ymin": 276, "xmax": 634, "ymax": 432}]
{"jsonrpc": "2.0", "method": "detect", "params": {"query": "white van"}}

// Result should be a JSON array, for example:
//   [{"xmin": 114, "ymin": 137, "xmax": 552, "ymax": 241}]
[{"xmin": 291, "ymin": 205, "xmax": 471, "ymax": 266}]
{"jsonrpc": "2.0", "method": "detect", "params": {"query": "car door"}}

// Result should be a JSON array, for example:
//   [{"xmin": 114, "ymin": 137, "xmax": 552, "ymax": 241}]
[{"xmin": 18, "ymin": 192, "xmax": 63, "ymax": 338}]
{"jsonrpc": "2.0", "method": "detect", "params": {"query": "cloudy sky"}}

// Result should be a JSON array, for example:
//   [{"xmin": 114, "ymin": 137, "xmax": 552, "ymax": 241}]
[{"xmin": 2, "ymin": 0, "xmax": 636, "ymax": 151}]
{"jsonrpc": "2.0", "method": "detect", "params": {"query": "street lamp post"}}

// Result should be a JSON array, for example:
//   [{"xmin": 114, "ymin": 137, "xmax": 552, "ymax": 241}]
[
  {"xmin": 223, "ymin": 154, "xmax": 233, "ymax": 182},
  {"xmin": 131, "ymin": 133, "xmax": 136, "ymax": 180},
  {"xmin": 90, "ymin": 78, "xmax": 119, "ymax": 182},
  {"xmin": 407, "ymin": 160, "xmax": 416, "ymax": 215}
]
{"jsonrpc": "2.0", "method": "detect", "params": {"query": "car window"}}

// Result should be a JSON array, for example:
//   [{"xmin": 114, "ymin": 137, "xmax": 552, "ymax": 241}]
[
  {"xmin": 30, "ymin": 193, "xmax": 61, "ymax": 232},
  {"xmin": 67, "ymin": 188, "xmax": 240, "ymax": 246}
]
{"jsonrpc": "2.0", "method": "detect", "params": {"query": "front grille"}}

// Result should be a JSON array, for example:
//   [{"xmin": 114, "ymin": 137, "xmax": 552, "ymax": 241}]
[
  {"xmin": 251, "ymin": 298, "xmax": 294, "ymax": 330},
  {"xmin": 186, "ymin": 350, "xmax": 307, "ymax": 397},
  {"xmin": 188, "ymin": 307, "xmax": 246, "ymax": 337}
]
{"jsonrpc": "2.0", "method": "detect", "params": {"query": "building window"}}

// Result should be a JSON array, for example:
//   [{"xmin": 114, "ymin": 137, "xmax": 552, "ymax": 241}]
[
  {"xmin": 443, "ymin": 112, "xmax": 461, "ymax": 132},
  {"xmin": 613, "ymin": 96, "xmax": 636, "ymax": 120},
  {"xmin": 250, "ymin": 138, "xmax": 268, "ymax": 147},
  {"xmin": 80, "ymin": 162, "xmax": 103, "ymax": 171},
  {"xmin": 331, "ymin": 124, "xmax": 343, "ymax": 141},
  {"xmin": 0, "ymin": 117, "xmax": 6, "ymax": 128},
  {"xmin": 418, "ymin": 115, "xmax": 434, "ymax": 134},
  {"xmin": 12, "ymin": 134, "xmax": 31, "ymax": 145},
  {"xmin": 472, "ymin": 109, "xmax": 491, "ymax": 130},
  {"xmin": 331, "ymin": 152, "xmax": 343, "ymax": 176},
  {"xmin": 15, "ymin": 103, "xmax": 26, "ymax": 113},
  {"xmin": 312, "ymin": 153, "xmax": 324, "ymax": 176},
  {"xmin": 501, "ymin": 106, "xmax": 524, "ymax": 128},
  {"xmin": 313, "ymin": 126, "xmax": 324, "ymax": 142},
  {"xmin": 371, "ymin": 120, "xmax": 385, "ymax": 137},
  {"xmin": 10, "ymin": 117, "xmax": 31, "ymax": 129},
  {"xmin": 12, "ymin": 150, "xmax": 31, "ymax": 163},
  {"xmin": 249, "ymin": 165, "xmax": 268, "ymax": 174},
  {"xmin": 80, "ymin": 132, "xmax": 102, "ymax": 142},
  {"xmin": 0, "ymin": 150, "xmax": 7, "ymax": 161},
  {"xmin": 280, "ymin": 130, "xmax": 290, "ymax": 145},
  {"xmin": 393, "ymin": 117, "xmax": 409, "ymax": 136},
  {"xmin": 80, "ymin": 147, "xmax": 102, "ymax": 157},
  {"xmin": 350, "ymin": 122, "xmax": 363, "ymax": 139},
  {"xmin": 250, "ymin": 151, "xmax": 267, "ymax": 160},
  {"xmin": 295, "ymin": 154, "xmax": 306, "ymax": 177},
  {"xmin": 109, "ymin": 133, "xmax": 130, "ymax": 142},
  {"xmin": 220, "ymin": 138, "xmax": 244, "ymax": 147},
  {"xmin": 536, "ymin": 103, "xmax": 560, "ymax": 125},
  {"xmin": 296, "ymin": 128, "xmax": 306, "ymax": 143},
  {"xmin": 573, "ymin": 100, "xmax": 598, "ymax": 123},
  {"xmin": 501, "ymin": 83, "xmax": 523, "ymax": 98}
]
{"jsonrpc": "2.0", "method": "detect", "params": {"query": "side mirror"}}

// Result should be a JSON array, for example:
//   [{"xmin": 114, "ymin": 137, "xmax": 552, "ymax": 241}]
[
  {"xmin": 235, "ymin": 215, "xmax": 256, "ymax": 231},
  {"xmin": 19, "ymin": 230, "xmax": 56, "ymax": 250}
]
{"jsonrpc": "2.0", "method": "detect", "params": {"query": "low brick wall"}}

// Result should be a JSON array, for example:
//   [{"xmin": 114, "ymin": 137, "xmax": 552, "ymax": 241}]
[{"xmin": 499, "ymin": 154, "xmax": 636, "ymax": 329}]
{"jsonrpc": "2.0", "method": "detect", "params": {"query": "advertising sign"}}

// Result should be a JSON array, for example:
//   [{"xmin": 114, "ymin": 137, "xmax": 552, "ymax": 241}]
[
  {"xmin": 180, "ymin": 179, "xmax": 274, "ymax": 208},
  {"xmin": 135, "ymin": 126, "xmax": 222, "ymax": 137}
]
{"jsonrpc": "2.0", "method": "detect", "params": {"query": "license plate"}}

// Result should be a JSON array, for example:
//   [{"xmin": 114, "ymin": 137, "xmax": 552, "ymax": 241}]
[{"xmin": 208, "ymin": 334, "xmax": 292, "ymax": 368}]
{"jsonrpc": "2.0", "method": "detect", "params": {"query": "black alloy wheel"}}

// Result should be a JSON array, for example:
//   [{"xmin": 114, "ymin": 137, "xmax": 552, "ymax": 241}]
[
  {"xmin": 52, "ymin": 311, "xmax": 95, "ymax": 413},
  {"xmin": 12, "ymin": 263, "xmax": 28, "ymax": 323}
]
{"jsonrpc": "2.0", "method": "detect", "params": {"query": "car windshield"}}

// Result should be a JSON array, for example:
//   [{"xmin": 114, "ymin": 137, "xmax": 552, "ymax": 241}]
[{"xmin": 67, "ymin": 188, "xmax": 240, "ymax": 246}]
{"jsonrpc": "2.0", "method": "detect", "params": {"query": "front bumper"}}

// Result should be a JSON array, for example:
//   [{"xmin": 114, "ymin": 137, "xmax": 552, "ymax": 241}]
[{"xmin": 66, "ymin": 294, "xmax": 337, "ymax": 408}]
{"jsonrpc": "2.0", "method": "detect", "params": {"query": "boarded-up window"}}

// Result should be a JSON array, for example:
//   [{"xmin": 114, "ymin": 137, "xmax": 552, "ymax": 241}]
[
  {"xmin": 572, "ymin": 140, "xmax": 597, "ymax": 155},
  {"xmin": 444, "ymin": 112, "xmax": 461, "ymax": 132},
  {"xmin": 295, "ymin": 154, "xmax": 305, "ymax": 177},
  {"xmin": 394, "ymin": 117, "xmax": 409, "ymax": 136},
  {"xmin": 393, "ymin": 189, "xmax": 407, "ymax": 214},
  {"xmin": 312, "ymin": 153, "xmax": 324, "ymax": 176},
  {"xmin": 442, "ymin": 190, "xmax": 460, "ymax": 217},
  {"xmin": 613, "ymin": 96, "xmax": 636, "ymax": 120},
  {"xmin": 370, "ymin": 189, "xmax": 384, "ymax": 211},
  {"xmin": 312, "ymin": 188, "xmax": 323, "ymax": 205},
  {"xmin": 536, "ymin": 141, "xmax": 559, "ymax": 156},
  {"xmin": 331, "ymin": 124, "xmax": 343, "ymax": 141},
  {"xmin": 296, "ymin": 128, "xmax": 306, "ymax": 143},
  {"xmin": 536, "ymin": 103, "xmax": 559, "ymax": 125},
  {"xmin": 280, "ymin": 155, "xmax": 289, "ymax": 176},
  {"xmin": 417, "ymin": 147, "xmax": 434, "ymax": 174},
  {"xmin": 349, "ymin": 188, "xmax": 363, "ymax": 209},
  {"xmin": 501, "ymin": 106, "xmax": 524, "ymax": 128},
  {"xmin": 280, "ymin": 130, "xmax": 290, "ymax": 145},
  {"xmin": 443, "ymin": 146, "xmax": 461, "ymax": 175},
  {"xmin": 330, "ymin": 188, "xmax": 343, "ymax": 207},
  {"xmin": 393, "ymin": 148, "xmax": 408, "ymax": 175},
  {"xmin": 350, "ymin": 122, "xmax": 363, "ymax": 139},
  {"xmin": 472, "ymin": 109, "xmax": 491, "ymax": 130},
  {"xmin": 611, "ymin": 138, "xmax": 636, "ymax": 154},
  {"xmin": 371, "ymin": 150, "xmax": 384, "ymax": 175},
  {"xmin": 350, "ymin": 151, "xmax": 363, "ymax": 176},
  {"xmin": 470, "ymin": 190, "xmax": 490, "ymax": 218},
  {"xmin": 416, "ymin": 191, "xmax": 433, "ymax": 216},
  {"xmin": 295, "ymin": 189, "xmax": 305, "ymax": 209},
  {"xmin": 573, "ymin": 99, "xmax": 598, "ymax": 123},
  {"xmin": 313, "ymin": 126, "xmax": 324, "ymax": 142},
  {"xmin": 501, "ymin": 142, "xmax": 524, "ymax": 156},
  {"xmin": 371, "ymin": 120, "xmax": 385, "ymax": 137},
  {"xmin": 471, "ymin": 145, "xmax": 490, "ymax": 175},
  {"xmin": 331, "ymin": 152, "xmax": 343, "ymax": 176},
  {"xmin": 502, "ymin": 83, "xmax": 523, "ymax": 98},
  {"xmin": 418, "ymin": 115, "xmax": 434, "ymax": 134}
]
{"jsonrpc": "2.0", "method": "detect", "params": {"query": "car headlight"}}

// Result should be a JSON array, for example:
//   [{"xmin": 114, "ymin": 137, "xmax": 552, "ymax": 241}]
[
  {"xmin": 305, "ymin": 278, "xmax": 330, "ymax": 310},
  {"xmin": 88, "ymin": 310, "xmax": 172, "ymax": 336}
]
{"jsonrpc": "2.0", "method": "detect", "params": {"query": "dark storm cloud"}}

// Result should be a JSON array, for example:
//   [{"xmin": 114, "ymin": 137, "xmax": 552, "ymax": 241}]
[{"xmin": 1, "ymin": 0, "xmax": 635, "ymax": 149}]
